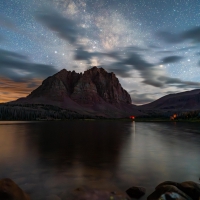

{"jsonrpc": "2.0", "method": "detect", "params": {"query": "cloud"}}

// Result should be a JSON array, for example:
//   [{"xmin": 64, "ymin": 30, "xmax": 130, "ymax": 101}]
[
  {"xmin": 161, "ymin": 55, "xmax": 183, "ymax": 64},
  {"xmin": 123, "ymin": 52, "xmax": 153, "ymax": 69},
  {"xmin": 109, "ymin": 68, "xmax": 132, "ymax": 78},
  {"xmin": 129, "ymin": 92, "xmax": 156, "ymax": 105},
  {"xmin": 115, "ymin": 52, "xmax": 200, "ymax": 88},
  {"xmin": 0, "ymin": 49, "xmax": 57, "ymax": 82},
  {"xmin": 141, "ymin": 75, "xmax": 200, "ymax": 89},
  {"xmin": 74, "ymin": 46, "xmax": 94, "ymax": 61},
  {"xmin": 148, "ymin": 44, "xmax": 161, "ymax": 49},
  {"xmin": 99, "ymin": 62, "xmax": 132, "ymax": 78},
  {"xmin": 126, "ymin": 46, "xmax": 149, "ymax": 52},
  {"xmin": 74, "ymin": 46, "xmax": 200, "ymax": 88},
  {"xmin": 182, "ymin": 26, "xmax": 200, "ymax": 43},
  {"xmin": 115, "ymin": 52, "xmax": 165, "ymax": 87},
  {"xmin": 159, "ymin": 76, "xmax": 200, "ymax": 88},
  {"xmin": 35, "ymin": 8, "xmax": 83, "ymax": 45},
  {"xmin": 156, "ymin": 31, "xmax": 182, "ymax": 43},
  {"xmin": 157, "ymin": 26, "xmax": 200, "ymax": 44},
  {"xmin": 157, "ymin": 50, "xmax": 174, "ymax": 54},
  {"xmin": 0, "ymin": 77, "xmax": 42, "ymax": 103},
  {"xmin": 34, "ymin": 8, "xmax": 200, "ymax": 90}
]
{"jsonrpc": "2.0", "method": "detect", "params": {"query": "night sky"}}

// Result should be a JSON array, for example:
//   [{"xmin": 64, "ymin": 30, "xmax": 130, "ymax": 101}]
[{"xmin": 1, "ymin": 0, "xmax": 200, "ymax": 104}]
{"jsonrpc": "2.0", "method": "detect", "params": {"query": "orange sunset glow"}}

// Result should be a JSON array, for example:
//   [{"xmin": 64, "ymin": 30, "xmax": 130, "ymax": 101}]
[{"xmin": 0, "ymin": 77, "xmax": 42, "ymax": 103}]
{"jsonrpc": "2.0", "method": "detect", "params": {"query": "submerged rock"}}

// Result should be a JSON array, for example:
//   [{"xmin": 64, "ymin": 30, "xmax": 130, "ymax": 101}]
[
  {"xmin": 0, "ymin": 178, "xmax": 30, "ymax": 200},
  {"xmin": 61, "ymin": 187, "xmax": 130, "ymax": 200},
  {"xmin": 126, "ymin": 186, "xmax": 146, "ymax": 198}
]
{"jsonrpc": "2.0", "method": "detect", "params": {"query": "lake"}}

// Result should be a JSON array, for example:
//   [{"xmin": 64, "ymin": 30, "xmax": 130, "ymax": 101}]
[{"xmin": 0, "ymin": 121, "xmax": 200, "ymax": 200}]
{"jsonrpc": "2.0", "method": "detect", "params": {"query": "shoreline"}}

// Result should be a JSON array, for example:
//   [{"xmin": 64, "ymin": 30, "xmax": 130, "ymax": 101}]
[{"xmin": 1, "ymin": 118, "xmax": 200, "ymax": 122}]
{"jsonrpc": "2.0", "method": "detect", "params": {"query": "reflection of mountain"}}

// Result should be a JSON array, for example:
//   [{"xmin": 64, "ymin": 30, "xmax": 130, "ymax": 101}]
[
  {"xmin": 12, "ymin": 67, "xmax": 141, "ymax": 118},
  {"xmin": 26, "ymin": 121, "xmax": 132, "ymax": 170},
  {"xmin": 0, "ymin": 121, "xmax": 134, "ymax": 199}
]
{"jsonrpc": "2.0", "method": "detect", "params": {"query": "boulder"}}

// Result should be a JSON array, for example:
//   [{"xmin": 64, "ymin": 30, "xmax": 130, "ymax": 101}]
[
  {"xmin": 0, "ymin": 178, "xmax": 30, "ymax": 200},
  {"xmin": 179, "ymin": 181, "xmax": 200, "ymax": 200},
  {"xmin": 148, "ymin": 181, "xmax": 200, "ymax": 200},
  {"xmin": 155, "ymin": 181, "xmax": 181, "ymax": 190},
  {"xmin": 147, "ymin": 185, "xmax": 192, "ymax": 200},
  {"xmin": 155, "ymin": 181, "xmax": 200, "ymax": 200},
  {"xmin": 126, "ymin": 186, "xmax": 146, "ymax": 199}
]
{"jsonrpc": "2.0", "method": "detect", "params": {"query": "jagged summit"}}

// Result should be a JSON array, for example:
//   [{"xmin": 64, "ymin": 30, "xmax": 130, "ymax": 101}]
[
  {"xmin": 14, "ymin": 67, "xmax": 139, "ymax": 118},
  {"xmin": 28, "ymin": 67, "xmax": 131, "ymax": 104}
]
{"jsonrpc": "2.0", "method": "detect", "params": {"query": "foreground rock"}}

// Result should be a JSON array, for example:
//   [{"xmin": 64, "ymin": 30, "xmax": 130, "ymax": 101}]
[
  {"xmin": 148, "ymin": 181, "xmax": 200, "ymax": 200},
  {"xmin": 1, "ymin": 178, "xmax": 199, "ymax": 200},
  {"xmin": 126, "ymin": 186, "xmax": 146, "ymax": 198},
  {"xmin": 0, "ymin": 178, "xmax": 30, "ymax": 200}
]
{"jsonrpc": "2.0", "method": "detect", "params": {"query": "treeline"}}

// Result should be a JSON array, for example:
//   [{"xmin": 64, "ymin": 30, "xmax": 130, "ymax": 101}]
[
  {"xmin": 0, "ymin": 104, "xmax": 96, "ymax": 120},
  {"xmin": 173, "ymin": 110, "xmax": 200, "ymax": 120},
  {"xmin": 138, "ymin": 109, "xmax": 200, "ymax": 120}
]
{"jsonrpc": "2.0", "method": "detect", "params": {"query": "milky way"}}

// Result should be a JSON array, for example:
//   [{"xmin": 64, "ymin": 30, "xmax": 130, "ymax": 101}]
[{"xmin": 1, "ymin": 0, "xmax": 200, "ymax": 104}]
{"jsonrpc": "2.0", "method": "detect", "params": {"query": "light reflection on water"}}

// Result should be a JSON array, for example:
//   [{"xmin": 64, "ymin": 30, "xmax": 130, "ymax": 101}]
[{"xmin": 0, "ymin": 121, "xmax": 200, "ymax": 200}]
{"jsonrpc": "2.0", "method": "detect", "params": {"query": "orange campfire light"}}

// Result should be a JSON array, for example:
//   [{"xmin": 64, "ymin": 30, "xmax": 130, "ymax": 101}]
[
  {"xmin": 130, "ymin": 116, "xmax": 135, "ymax": 120},
  {"xmin": 170, "ymin": 114, "xmax": 177, "ymax": 120},
  {"xmin": 173, "ymin": 114, "xmax": 177, "ymax": 118}
]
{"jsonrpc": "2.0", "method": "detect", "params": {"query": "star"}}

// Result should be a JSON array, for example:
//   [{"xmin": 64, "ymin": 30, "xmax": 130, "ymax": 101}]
[{"xmin": 0, "ymin": 0, "xmax": 200, "ymax": 105}]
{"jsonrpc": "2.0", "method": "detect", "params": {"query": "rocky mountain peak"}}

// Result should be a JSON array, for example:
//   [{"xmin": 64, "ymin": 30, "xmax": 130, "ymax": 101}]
[{"xmin": 24, "ymin": 66, "xmax": 132, "ymax": 107}]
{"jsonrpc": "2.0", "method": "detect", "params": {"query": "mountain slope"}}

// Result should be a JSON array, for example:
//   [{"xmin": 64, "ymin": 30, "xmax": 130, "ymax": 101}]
[
  {"xmin": 13, "ymin": 67, "xmax": 141, "ymax": 118},
  {"xmin": 139, "ymin": 89, "xmax": 200, "ymax": 110}
]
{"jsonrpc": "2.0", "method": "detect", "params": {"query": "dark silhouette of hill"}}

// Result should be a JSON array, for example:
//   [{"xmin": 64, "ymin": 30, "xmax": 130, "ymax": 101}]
[{"xmin": 139, "ymin": 89, "xmax": 200, "ymax": 110}]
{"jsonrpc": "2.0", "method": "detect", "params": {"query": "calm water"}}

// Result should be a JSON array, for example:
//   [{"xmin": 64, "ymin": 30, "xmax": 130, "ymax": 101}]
[{"xmin": 0, "ymin": 121, "xmax": 200, "ymax": 199}]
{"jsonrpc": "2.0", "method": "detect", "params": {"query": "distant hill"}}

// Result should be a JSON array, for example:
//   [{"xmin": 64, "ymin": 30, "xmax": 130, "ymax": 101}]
[
  {"xmin": 9, "ymin": 67, "xmax": 142, "ymax": 118},
  {"xmin": 139, "ymin": 89, "xmax": 200, "ymax": 110},
  {"xmin": 137, "ymin": 89, "xmax": 200, "ymax": 119}
]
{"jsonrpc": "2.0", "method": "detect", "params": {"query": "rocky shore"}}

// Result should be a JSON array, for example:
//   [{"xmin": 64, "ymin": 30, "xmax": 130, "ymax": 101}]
[{"xmin": 0, "ymin": 178, "xmax": 199, "ymax": 200}]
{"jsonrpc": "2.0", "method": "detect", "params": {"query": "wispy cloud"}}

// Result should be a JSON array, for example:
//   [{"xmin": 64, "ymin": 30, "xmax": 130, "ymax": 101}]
[
  {"xmin": 0, "ymin": 77, "xmax": 42, "ymax": 103},
  {"xmin": 160, "ymin": 55, "xmax": 183, "ymax": 64},
  {"xmin": 0, "ymin": 49, "xmax": 57, "ymax": 82},
  {"xmin": 35, "ymin": 8, "xmax": 84, "ymax": 45},
  {"xmin": 157, "ymin": 26, "xmax": 200, "ymax": 44}
]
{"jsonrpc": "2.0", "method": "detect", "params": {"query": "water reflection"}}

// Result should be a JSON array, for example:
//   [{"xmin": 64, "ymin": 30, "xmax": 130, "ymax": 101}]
[
  {"xmin": 0, "ymin": 121, "xmax": 200, "ymax": 200},
  {"xmin": 25, "ymin": 121, "xmax": 131, "ymax": 168}
]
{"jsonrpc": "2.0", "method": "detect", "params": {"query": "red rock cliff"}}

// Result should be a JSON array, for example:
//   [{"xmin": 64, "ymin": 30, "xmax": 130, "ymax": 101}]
[{"xmin": 27, "ymin": 66, "xmax": 132, "ymax": 105}]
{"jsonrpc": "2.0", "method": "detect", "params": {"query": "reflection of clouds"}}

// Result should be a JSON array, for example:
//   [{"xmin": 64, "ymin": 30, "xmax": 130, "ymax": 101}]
[{"xmin": 0, "ymin": 125, "xmax": 28, "ymax": 164}]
